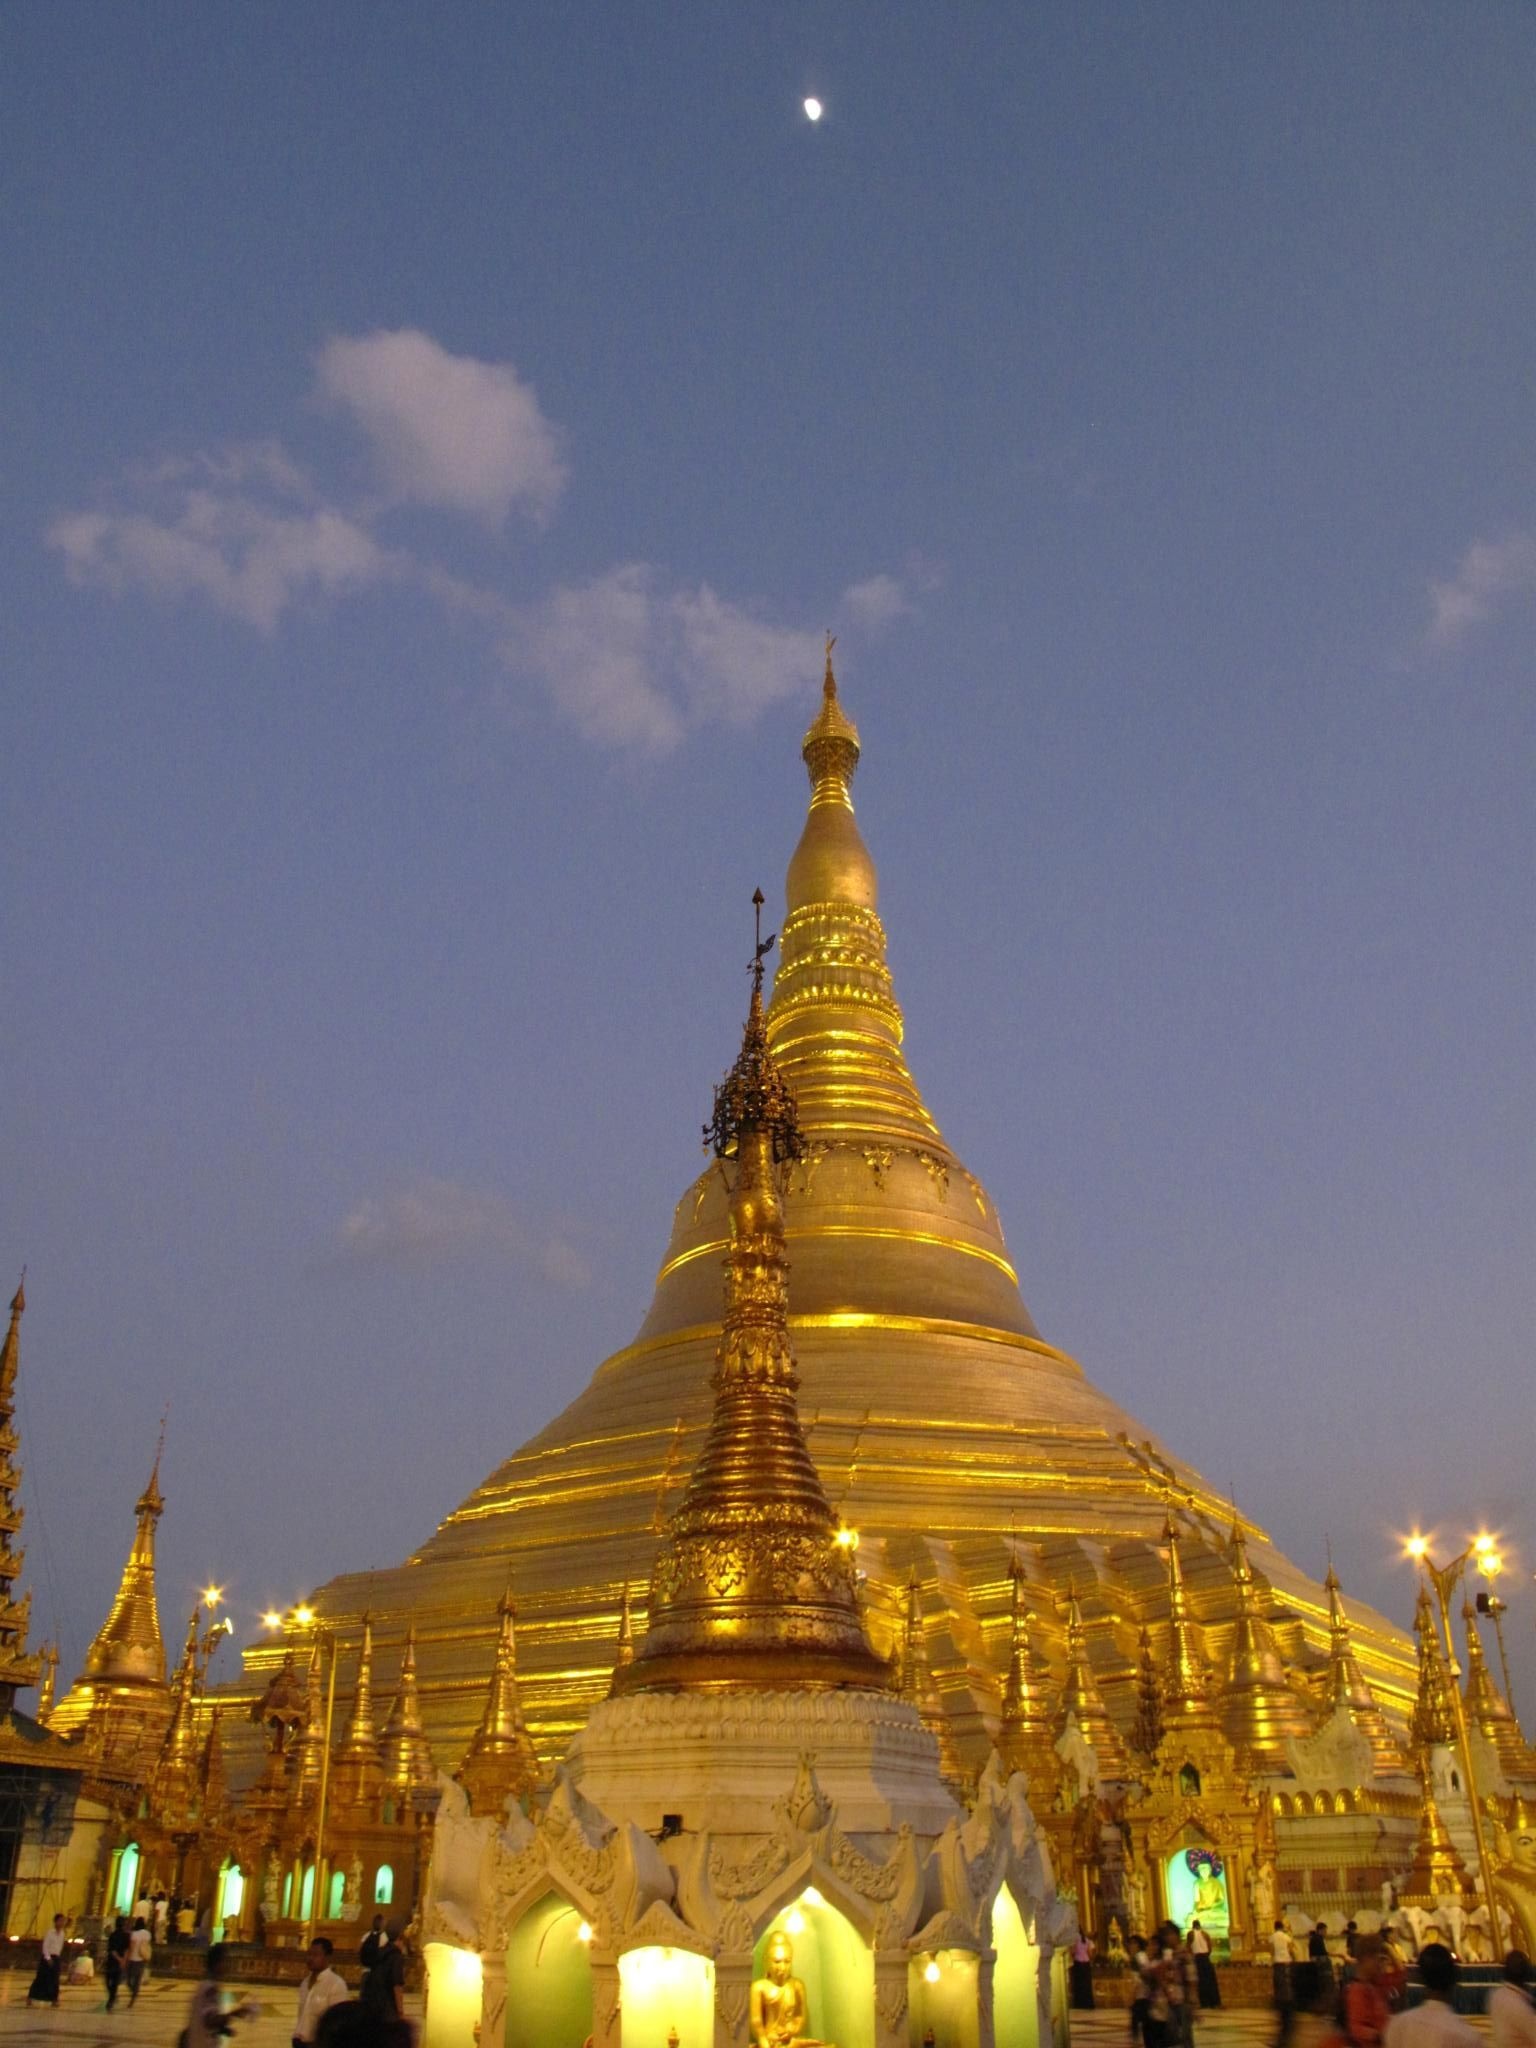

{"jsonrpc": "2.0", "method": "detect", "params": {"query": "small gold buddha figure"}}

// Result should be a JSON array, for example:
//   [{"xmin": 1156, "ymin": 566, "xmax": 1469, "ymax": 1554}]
[{"xmin": 751, "ymin": 1932, "xmax": 811, "ymax": 2048}]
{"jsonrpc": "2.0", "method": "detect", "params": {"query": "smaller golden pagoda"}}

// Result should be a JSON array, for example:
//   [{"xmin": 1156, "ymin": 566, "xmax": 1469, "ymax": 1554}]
[
  {"xmin": 1130, "ymin": 1623, "xmax": 1164, "ymax": 1763},
  {"xmin": 611, "ymin": 903, "xmax": 891, "ymax": 1697},
  {"xmin": 50, "ymin": 1442, "xmax": 172, "ymax": 1775},
  {"xmin": 1323, "ymin": 1563, "xmax": 1409, "ymax": 1776},
  {"xmin": 1461, "ymin": 1596, "xmax": 1535, "ymax": 1782},
  {"xmin": 457, "ymin": 1589, "xmax": 541, "ymax": 1817},
  {"xmin": 997, "ymin": 1552, "xmax": 1061, "ymax": 1799},
  {"xmin": 146, "ymin": 1611, "xmax": 205, "ymax": 1828},
  {"xmin": 1399, "ymin": 1751, "xmax": 1472, "ymax": 1909},
  {"xmin": 1218, "ymin": 1521, "xmax": 1317, "ymax": 1769},
  {"xmin": 1057, "ymin": 1587, "xmax": 1132, "ymax": 1783},
  {"xmin": 328, "ymin": 1616, "xmax": 386, "ymax": 1816},
  {"xmin": 1410, "ymin": 1585, "xmax": 1457, "ymax": 1752},
  {"xmin": 895, "ymin": 1574, "xmax": 963, "ymax": 1783},
  {"xmin": 381, "ymin": 1627, "xmax": 436, "ymax": 1799}
]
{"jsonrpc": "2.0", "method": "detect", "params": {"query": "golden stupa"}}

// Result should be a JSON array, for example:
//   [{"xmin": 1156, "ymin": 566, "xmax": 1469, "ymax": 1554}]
[{"xmin": 233, "ymin": 650, "xmax": 1418, "ymax": 1783}]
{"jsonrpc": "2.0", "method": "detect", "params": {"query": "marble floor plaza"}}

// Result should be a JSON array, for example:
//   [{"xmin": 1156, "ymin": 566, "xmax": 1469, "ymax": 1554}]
[{"xmin": 0, "ymin": 1973, "xmax": 422, "ymax": 2048}]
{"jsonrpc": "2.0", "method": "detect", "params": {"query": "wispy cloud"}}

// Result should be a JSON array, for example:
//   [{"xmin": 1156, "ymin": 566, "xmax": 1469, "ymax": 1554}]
[
  {"xmin": 332, "ymin": 1176, "xmax": 589, "ymax": 1287},
  {"xmin": 1427, "ymin": 531, "xmax": 1536, "ymax": 649},
  {"xmin": 843, "ymin": 572, "xmax": 913, "ymax": 630},
  {"xmin": 47, "ymin": 328, "xmax": 926, "ymax": 753},
  {"xmin": 315, "ymin": 328, "xmax": 566, "ymax": 526},
  {"xmin": 50, "ymin": 477, "xmax": 394, "ymax": 633}
]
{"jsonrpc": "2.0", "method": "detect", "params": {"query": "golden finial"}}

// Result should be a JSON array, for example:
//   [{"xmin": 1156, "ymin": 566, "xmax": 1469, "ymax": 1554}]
[
  {"xmin": 8, "ymin": 1272, "xmax": 23, "ymax": 1321},
  {"xmin": 615, "ymin": 918, "xmax": 889, "ymax": 1694}
]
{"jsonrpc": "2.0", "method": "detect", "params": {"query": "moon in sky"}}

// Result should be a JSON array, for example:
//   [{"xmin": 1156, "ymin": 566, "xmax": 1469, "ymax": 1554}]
[{"xmin": 803, "ymin": 97, "xmax": 823, "ymax": 122}]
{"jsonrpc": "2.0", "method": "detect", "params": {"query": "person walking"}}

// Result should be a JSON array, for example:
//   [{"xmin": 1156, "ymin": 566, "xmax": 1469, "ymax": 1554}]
[
  {"xmin": 1273, "ymin": 1920, "xmax": 1297, "ymax": 2019},
  {"xmin": 184, "ymin": 1943, "xmax": 258, "ymax": 2048},
  {"xmin": 357, "ymin": 1912, "xmax": 385, "ymax": 1995},
  {"xmin": 1384, "ymin": 1945, "xmax": 1478, "ymax": 2048},
  {"xmin": 1342, "ymin": 1934, "xmax": 1392, "ymax": 2048},
  {"xmin": 104, "ymin": 1915, "xmax": 131, "ymax": 2011},
  {"xmin": 1189, "ymin": 1921, "xmax": 1220, "ymax": 2008},
  {"xmin": 295, "ymin": 1937, "xmax": 349, "ymax": 2048},
  {"xmin": 27, "ymin": 1914, "xmax": 67, "ymax": 2006},
  {"xmin": 1489, "ymin": 1953, "xmax": 1536, "ymax": 2048},
  {"xmin": 126, "ymin": 1916, "xmax": 152, "ymax": 2003},
  {"xmin": 1131, "ymin": 1933, "xmax": 1154, "ymax": 2048},
  {"xmin": 359, "ymin": 1920, "xmax": 408, "ymax": 2025},
  {"xmin": 153, "ymin": 1892, "xmax": 170, "ymax": 1945}
]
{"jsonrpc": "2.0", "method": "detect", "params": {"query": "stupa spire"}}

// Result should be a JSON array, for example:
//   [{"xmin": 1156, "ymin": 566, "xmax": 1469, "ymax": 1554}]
[
  {"xmin": 1218, "ymin": 1519, "xmax": 1316, "ymax": 1766},
  {"xmin": 1410, "ymin": 1585, "xmax": 1457, "ymax": 1752},
  {"xmin": 36, "ymin": 1642, "xmax": 58, "ymax": 1724},
  {"xmin": 897, "ymin": 1574, "xmax": 963, "ymax": 1782},
  {"xmin": 769, "ymin": 652, "xmax": 942, "ymax": 1149},
  {"xmin": 381, "ymin": 1626, "xmax": 436, "ymax": 1796},
  {"xmin": 287, "ymin": 1642, "xmax": 326, "ymax": 1812},
  {"xmin": 1131, "ymin": 1623, "xmax": 1164, "ymax": 1761},
  {"xmin": 200, "ymin": 1705, "xmax": 227, "ymax": 1817},
  {"xmin": 148, "ymin": 1610, "xmax": 203, "ymax": 1822},
  {"xmin": 329, "ymin": 1614, "xmax": 385, "ymax": 1809},
  {"xmin": 457, "ymin": 1587, "xmax": 540, "ymax": 1816},
  {"xmin": 1324, "ymin": 1563, "xmax": 1407, "ymax": 1774},
  {"xmin": 76, "ymin": 1440, "xmax": 167, "ymax": 1691},
  {"xmin": 1161, "ymin": 1521, "xmax": 1210, "ymax": 1710},
  {"xmin": 1400, "ymin": 1750, "xmax": 1472, "ymax": 1907},
  {"xmin": 1459, "ymin": 1594, "xmax": 1531, "ymax": 1776},
  {"xmin": 998, "ymin": 1552, "xmax": 1060, "ymax": 1795},
  {"xmin": 0, "ymin": 1278, "xmax": 40, "ymax": 1711},
  {"xmin": 1057, "ymin": 1585, "xmax": 1132, "ymax": 1781},
  {"xmin": 607, "ymin": 1581, "xmax": 635, "ymax": 1690},
  {"xmin": 615, "ymin": 904, "xmax": 891, "ymax": 1694}
]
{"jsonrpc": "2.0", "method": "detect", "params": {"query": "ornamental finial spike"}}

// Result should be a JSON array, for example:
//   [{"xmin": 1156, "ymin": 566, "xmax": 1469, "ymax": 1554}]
[{"xmin": 703, "ymin": 894, "xmax": 801, "ymax": 1164}]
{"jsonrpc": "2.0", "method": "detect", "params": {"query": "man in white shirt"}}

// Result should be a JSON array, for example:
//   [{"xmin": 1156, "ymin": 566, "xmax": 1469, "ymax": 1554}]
[
  {"xmin": 294, "ymin": 1937, "xmax": 350, "ymax": 2047},
  {"xmin": 1384, "ymin": 1944, "xmax": 1479, "ymax": 2048},
  {"xmin": 126, "ymin": 1917, "xmax": 153, "ymax": 2004},
  {"xmin": 1490, "ymin": 1953, "xmax": 1536, "ymax": 2048}
]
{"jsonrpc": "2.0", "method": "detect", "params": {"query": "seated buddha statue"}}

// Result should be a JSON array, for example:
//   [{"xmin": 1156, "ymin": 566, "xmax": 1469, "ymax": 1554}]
[{"xmin": 751, "ymin": 1933, "xmax": 812, "ymax": 2048}]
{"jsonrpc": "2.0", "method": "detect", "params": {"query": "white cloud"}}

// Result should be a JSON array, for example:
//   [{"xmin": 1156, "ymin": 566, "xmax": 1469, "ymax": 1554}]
[
  {"xmin": 842, "ymin": 573, "xmax": 912, "ymax": 630},
  {"xmin": 506, "ymin": 566, "xmax": 824, "ymax": 753},
  {"xmin": 1428, "ymin": 531, "xmax": 1536, "ymax": 648},
  {"xmin": 334, "ymin": 1176, "xmax": 589, "ymax": 1287},
  {"xmin": 49, "ymin": 485, "xmax": 392, "ymax": 632},
  {"xmin": 315, "ymin": 328, "xmax": 566, "ymax": 525}
]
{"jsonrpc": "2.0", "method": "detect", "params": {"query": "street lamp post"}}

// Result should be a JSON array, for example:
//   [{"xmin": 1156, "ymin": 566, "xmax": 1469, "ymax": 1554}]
[{"xmin": 1407, "ymin": 1538, "xmax": 1504, "ymax": 1950}]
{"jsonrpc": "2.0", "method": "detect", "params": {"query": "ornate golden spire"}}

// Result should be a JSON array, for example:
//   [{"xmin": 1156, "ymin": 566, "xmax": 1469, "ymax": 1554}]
[
  {"xmin": 1410, "ymin": 1584, "xmax": 1456, "ymax": 1751},
  {"xmin": 1324, "ymin": 1563, "xmax": 1408, "ymax": 1774},
  {"xmin": 287, "ymin": 1641, "xmax": 326, "ymax": 1813},
  {"xmin": 76, "ymin": 1443, "xmax": 167, "ymax": 1691},
  {"xmin": 457, "ymin": 1588, "xmax": 540, "ymax": 1817},
  {"xmin": 1400, "ymin": 1749, "xmax": 1472, "ymax": 1906},
  {"xmin": 998, "ymin": 1553, "xmax": 1060, "ymax": 1795},
  {"xmin": 1460, "ymin": 1594, "xmax": 1531, "ymax": 1776},
  {"xmin": 1057, "ymin": 1586, "xmax": 1132, "ymax": 1781},
  {"xmin": 148, "ymin": 1611, "xmax": 203, "ymax": 1823},
  {"xmin": 1131, "ymin": 1623, "xmax": 1164, "ymax": 1761},
  {"xmin": 1161, "ymin": 1522, "xmax": 1210, "ymax": 1711},
  {"xmin": 897, "ymin": 1574, "xmax": 963, "ymax": 1782},
  {"xmin": 381, "ymin": 1626, "xmax": 435, "ymax": 1797},
  {"xmin": 608, "ymin": 1581, "xmax": 635, "ymax": 1690},
  {"xmin": 330, "ymin": 1614, "xmax": 385, "ymax": 1809},
  {"xmin": 1218, "ymin": 1520, "xmax": 1316, "ymax": 1766},
  {"xmin": 0, "ymin": 1278, "xmax": 40, "ymax": 1711},
  {"xmin": 615, "ymin": 908, "xmax": 891, "ymax": 1695}
]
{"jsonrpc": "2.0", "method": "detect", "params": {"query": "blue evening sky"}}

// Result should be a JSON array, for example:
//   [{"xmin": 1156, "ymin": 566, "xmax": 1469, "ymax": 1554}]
[{"xmin": 3, "ymin": 5, "xmax": 1532, "ymax": 1703}]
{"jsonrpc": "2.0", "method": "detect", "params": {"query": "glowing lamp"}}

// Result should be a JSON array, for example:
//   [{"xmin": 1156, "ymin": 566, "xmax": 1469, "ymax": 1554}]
[
  {"xmin": 804, "ymin": 97, "xmax": 823, "ymax": 122},
  {"xmin": 1406, "ymin": 1535, "xmax": 1428, "ymax": 1560},
  {"xmin": 295, "ymin": 1605, "xmax": 315, "ymax": 1626},
  {"xmin": 203, "ymin": 1584, "xmax": 224, "ymax": 1608},
  {"xmin": 577, "ymin": 1921, "xmax": 593, "ymax": 1945},
  {"xmin": 924, "ymin": 1959, "xmax": 941, "ymax": 1984},
  {"xmin": 786, "ymin": 1909, "xmax": 805, "ymax": 1935},
  {"xmin": 262, "ymin": 1610, "xmax": 284, "ymax": 1630},
  {"xmin": 801, "ymin": 1888, "xmax": 823, "ymax": 1907},
  {"xmin": 834, "ymin": 1525, "xmax": 859, "ymax": 1552}
]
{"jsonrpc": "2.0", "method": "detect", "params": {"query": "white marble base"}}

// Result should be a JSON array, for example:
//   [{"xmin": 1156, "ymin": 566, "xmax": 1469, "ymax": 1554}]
[{"xmin": 568, "ymin": 1687, "xmax": 960, "ymax": 1838}]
